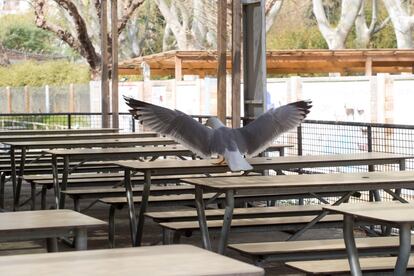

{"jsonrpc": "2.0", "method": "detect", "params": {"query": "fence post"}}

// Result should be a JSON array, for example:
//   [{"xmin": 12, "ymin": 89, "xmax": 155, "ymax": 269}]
[
  {"xmin": 6, "ymin": 86, "xmax": 11, "ymax": 113},
  {"xmin": 69, "ymin": 84, "xmax": 75, "ymax": 112},
  {"xmin": 297, "ymin": 125, "xmax": 303, "ymax": 156},
  {"xmin": 131, "ymin": 115, "xmax": 135, "ymax": 132},
  {"xmin": 67, "ymin": 114, "xmax": 72, "ymax": 129},
  {"xmin": 24, "ymin": 86, "xmax": 30, "ymax": 112},
  {"xmin": 45, "ymin": 85, "xmax": 50, "ymax": 113}
]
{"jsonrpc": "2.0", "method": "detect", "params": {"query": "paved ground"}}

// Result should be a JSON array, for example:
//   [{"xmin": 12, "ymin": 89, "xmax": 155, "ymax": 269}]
[{"xmin": 0, "ymin": 182, "xmax": 368, "ymax": 275}]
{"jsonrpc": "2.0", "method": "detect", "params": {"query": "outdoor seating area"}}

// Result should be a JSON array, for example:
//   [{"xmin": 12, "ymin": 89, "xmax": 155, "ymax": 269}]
[
  {"xmin": 3, "ymin": 1, "xmax": 414, "ymax": 275},
  {"xmin": 0, "ymin": 126, "xmax": 413, "ymax": 275}
]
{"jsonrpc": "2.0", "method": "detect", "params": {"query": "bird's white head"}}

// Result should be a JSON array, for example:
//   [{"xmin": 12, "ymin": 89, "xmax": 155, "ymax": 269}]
[{"xmin": 205, "ymin": 117, "xmax": 225, "ymax": 129}]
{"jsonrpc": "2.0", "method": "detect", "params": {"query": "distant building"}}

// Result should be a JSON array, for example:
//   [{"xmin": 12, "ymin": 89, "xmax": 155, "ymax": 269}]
[{"xmin": 0, "ymin": 0, "xmax": 31, "ymax": 15}]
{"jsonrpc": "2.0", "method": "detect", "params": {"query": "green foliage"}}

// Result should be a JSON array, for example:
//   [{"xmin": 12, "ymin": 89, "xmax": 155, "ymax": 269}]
[
  {"xmin": 0, "ymin": 61, "xmax": 90, "ymax": 87},
  {"xmin": 267, "ymin": 26, "xmax": 328, "ymax": 49},
  {"xmin": 3, "ymin": 25, "xmax": 54, "ymax": 53}
]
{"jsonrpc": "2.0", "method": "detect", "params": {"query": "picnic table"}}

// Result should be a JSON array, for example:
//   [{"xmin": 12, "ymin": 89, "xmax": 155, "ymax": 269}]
[
  {"xmin": 0, "ymin": 128, "xmax": 119, "ymax": 136},
  {"xmin": 0, "ymin": 132, "xmax": 158, "ymax": 143},
  {"xmin": 46, "ymin": 145, "xmax": 196, "ymax": 209},
  {"xmin": 183, "ymin": 170, "xmax": 414, "ymax": 254},
  {"xmin": 4, "ymin": 137, "xmax": 176, "ymax": 209},
  {"xmin": 113, "ymin": 152, "xmax": 410, "ymax": 247},
  {"xmin": 0, "ymin": 209, "xmax": 106, "ymax": 251},
  {"xmin": 46, "ymin": 143, "xmax": 290, "ymax": 209},
  {"xmin": 0, "ymin": 244, "xmax": 264, "ymax": 276},
  {"xmin": 324, "ymin": 202, "xmax": 414, "ymax": 276}
]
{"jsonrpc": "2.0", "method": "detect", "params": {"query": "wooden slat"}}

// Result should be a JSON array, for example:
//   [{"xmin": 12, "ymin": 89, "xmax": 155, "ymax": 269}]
[
  {"xmin": 159, "ymin": 214, "xmax": 343, "ymax": 231},
  {"xmin": 229, "ymin": 236, "xmax": 411, "ymax": 255},
  {"xmin": 0, "ymin": 245, "xmax": 264, "ymax": 276},
  {"xmin": 286, "ymin": 255, "xmax": 414, "ymax": 275}
]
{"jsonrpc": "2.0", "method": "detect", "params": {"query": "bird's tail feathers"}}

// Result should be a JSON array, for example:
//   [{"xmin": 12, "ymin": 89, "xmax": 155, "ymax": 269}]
[{"xmin": 223, "ymin": 149, "xmax": 253, "ymax": 172}]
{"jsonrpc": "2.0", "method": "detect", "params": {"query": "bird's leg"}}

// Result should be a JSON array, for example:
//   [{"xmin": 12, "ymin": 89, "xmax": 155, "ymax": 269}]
[{"xmin": 212, "ymin": 155, "xmax": 226, "ymax": 165}]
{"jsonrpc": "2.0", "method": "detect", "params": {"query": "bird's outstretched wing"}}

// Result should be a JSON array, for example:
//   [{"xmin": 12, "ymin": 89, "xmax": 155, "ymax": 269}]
[
  {"xmin": 234, "ymin": 100, "xmax": 312, "ymax": 157},
  {"xmin": 125, "ymin": 97, "xmax": 214, "ymax": 157}
]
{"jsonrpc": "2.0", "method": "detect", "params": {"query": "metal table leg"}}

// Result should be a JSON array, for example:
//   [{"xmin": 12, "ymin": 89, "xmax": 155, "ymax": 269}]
[
  {"xmin": 343, "ymin": 214, "xmax": 362, "ymax": 276},
  {"xmin": 75, "ymin": 228, "xmax": 88, "ymax": 250},
  {"xmin": 52, "ymin": 155, "xmax": 60, "ymax": 209},
  {"xmin": 135, "ymin": 170, "xmax": 151, "ymax": 246},
  {"xmin": 14, "ymin": 147, "xmax": 26, "ymax": 210},
  {"xmin": 58, "ymin": 156, "xmax": 69, "ymax": 209},
  {"xmin": 195, "ymin": 186, "xmax": 211, "ymax": 250},
  {"xmin": 10, "ymin": 147, "xmax": 16, "ymax": 205},
  {"xmin": 46, "ymin": 237, "xmax": 58, "ymax": 252},
  {"xmin": 124, "ymin": 168, "xmax": 137, "ymax": 246},
  {"xmin": 395, "ymin": 223, "xmax": 411, "ymax": 275},
  {"xmin": 218, "ymin": 189, "xmax": 235, "ymax": 254}
]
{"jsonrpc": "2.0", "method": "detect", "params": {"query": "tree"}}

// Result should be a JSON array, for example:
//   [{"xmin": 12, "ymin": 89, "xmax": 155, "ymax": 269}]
[
  {"xmin": 382, "ymin": 0, "xmax": 414, "ymax": 48},
  {"xmin": 312, "ymin": 0, "xmax": 363, "ymax": 49},
  {"xmin": 354, "ymin": 0, "xmax": 391, "ymax": 48},
  {"xmin": 0, "ymin": 42, "xmax": 10, "ymax": 66},
  {"xmin": 34, "ymin": 0, "xmax": 145, "ymax": 78},
  {"xmin": 156, "ymin": 0, "xmax": 284, "ymax": 51}
]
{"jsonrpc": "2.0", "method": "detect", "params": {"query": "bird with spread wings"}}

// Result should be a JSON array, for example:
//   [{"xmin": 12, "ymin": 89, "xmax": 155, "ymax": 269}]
[{"xmin": 125, "ymin": 97, "xmax": 312, "ymax": 171}]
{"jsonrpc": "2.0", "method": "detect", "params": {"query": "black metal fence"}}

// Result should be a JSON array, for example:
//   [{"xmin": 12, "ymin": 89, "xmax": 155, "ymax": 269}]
[{"xmin": 1, "ymin": 112, "xmax": 414, "ymax": 202}]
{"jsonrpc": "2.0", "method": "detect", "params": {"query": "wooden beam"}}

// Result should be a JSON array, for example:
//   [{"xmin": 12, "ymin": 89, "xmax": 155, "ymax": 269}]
[
  {"xmin": 232, "ymin": 0, "xmax": 242, "ymax": 128},
  {"xmin": 217, "ymin": 0, "xmax": 227, "ymax": 122},
  {"xmin": 101, "ymin": 0, "xmax": 110, "ymax": 128},
  {"xmin": 365, "ymin": 57, "xmax": 373, "ymax": 76},
  {"xmin": 111, "ymin": 0, "xmax": 119, "ymax": 128},
  {"xmin": 175, "ymin": 57, "xmax": 182, "ymax": 81}
]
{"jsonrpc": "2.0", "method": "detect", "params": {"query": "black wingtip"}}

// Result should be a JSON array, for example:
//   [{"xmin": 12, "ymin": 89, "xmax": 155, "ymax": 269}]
[{"xmin": 289, "ymin": 100, "xmax": 312, "ymax": 116}]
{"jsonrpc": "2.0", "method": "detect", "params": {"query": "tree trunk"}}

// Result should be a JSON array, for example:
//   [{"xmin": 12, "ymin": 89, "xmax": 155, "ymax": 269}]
[
  {"xmin": 0, "ymin": 43, "xmax": 10, "ymax": 67},
  {"xmin": 313, "ymin": 0, "xmax": 363, "ymax": 49},
  {"xmin": 382, "ymin": 0, "xmax": 414, "ymax": 49}
]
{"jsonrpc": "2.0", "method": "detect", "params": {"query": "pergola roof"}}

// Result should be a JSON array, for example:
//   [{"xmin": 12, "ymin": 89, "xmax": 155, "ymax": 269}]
[{"xmin": 118, "ymin": 49, "xmax": 414, "ymax": 78}]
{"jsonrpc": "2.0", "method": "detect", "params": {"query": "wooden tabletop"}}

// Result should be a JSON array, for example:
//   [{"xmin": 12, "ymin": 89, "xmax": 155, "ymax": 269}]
[
  {"xmin": 44, "ymin": 145, "xmax": 192, "ymax": 156},
  {"xmin": 324, "ymin": 202, "xmax": 414, "ymax": 224},
  {"xmin": 43, "ymin": 143, "xmax": 292, "ymax": 157},
  {"xmin": 4, "ymin": 137, "xmax": 177, "ymax": 148},
  {"xmin": 0, "ymin": 209, "xmax": 106, "ymax": 232},
  {"xmin": 0, "ymin": 245, "xmax": 264, "ymax": 276},
  {"xmin": 0, "ymin": 128, "xmax": 119, "ymax": 136},
  {"xmin": 114, "ymin": 152, "xmax": 411, "ymax": 172},
  {"xmin": 181, "ymin": 170, "xmax": 414, "ymax": 192},
  {"xmin": 0, "ymin": 132, "xmax": 157, "ymax": 142}
]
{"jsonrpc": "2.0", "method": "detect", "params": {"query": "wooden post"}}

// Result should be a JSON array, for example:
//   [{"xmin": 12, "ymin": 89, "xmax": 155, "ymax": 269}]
[
  {"xmin": 232, "ymin": 0, "xmax": 242, "ymax": 128},
  {"xmin": 68, "ymin": 84, "xmax": 75, "ymax": 112},
  {"xmin": 175, "ymin": 57, "xmax": 182, "ymax": 81},
  {"xmin": 111, "ymin": 0, "xmax": 119, "ymax": 128},
  {"xmin": 217, "ymin": 0, "xmax": 227, "ymax": 122},
  {"xmin": 24, "ymin": 86, "xmax": 30, "ymax": 112},
  {"xmin": 6, "ymin": 86, "xmax": 11, "ymax": 113},
  {"xmin": 365, "ymin": 57, "xmax": 373, "ymax": 76},
  {"xmin": 101, "ymin": 0, "xmax": 110, "ymax": 128}
]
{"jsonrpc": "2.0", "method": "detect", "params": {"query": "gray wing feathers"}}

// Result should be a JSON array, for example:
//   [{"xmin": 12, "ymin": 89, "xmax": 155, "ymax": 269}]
[
  {"xmin": 235, "ymin": 100, "xmax": 312, "ymax": 157},
  {"xmin": 125, "ymin": 97, "xmax": 214, "ymax": 157}
]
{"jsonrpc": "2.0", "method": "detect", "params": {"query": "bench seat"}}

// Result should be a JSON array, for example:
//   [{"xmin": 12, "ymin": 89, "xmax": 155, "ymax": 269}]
[
  {"xmin": 145, "ymin": 204, "xmax": 323, "ymax": 222},
  {"xmin": 286, "ymin": 255, "xmax": 414, "ymax": 275},
  {"xmin": 158, "ymin": 215, "xmax": 343, "ymax": 245},
  {"xmin": 229, "ymin": 236, "xmax": 414, "ymax": 263}
]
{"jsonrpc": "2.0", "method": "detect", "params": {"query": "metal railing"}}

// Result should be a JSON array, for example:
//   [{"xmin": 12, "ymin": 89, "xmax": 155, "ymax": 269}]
[{"xmin": 1, "ymin": 112, "xmax": 414, "ymax": 202}]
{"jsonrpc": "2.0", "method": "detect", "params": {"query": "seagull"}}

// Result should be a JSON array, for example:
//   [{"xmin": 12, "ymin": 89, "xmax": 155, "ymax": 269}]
[{"xmin": 125, "ymin": 97, "xmax": 312, "ymax": 171}]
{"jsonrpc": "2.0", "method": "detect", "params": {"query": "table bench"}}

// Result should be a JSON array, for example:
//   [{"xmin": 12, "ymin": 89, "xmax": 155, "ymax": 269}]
[
  {"xmin": 113, "ymin": 152, "xmax": 411, "ymax": 247},
  {"xmin": 0, "ymin": 128, "xmax": 120, "ymax": 136},
  {"xmin": 0, "ymin": 244, "xmax": 264, "ymax": 276},
  {"xmin": 0, "ymin": 209, "xmax": 106, "ymax": 251},
  {"xmin": 229, "ymin": 236, "xmax": 414, "ymax": 264},
  {"xmin": 286, "ymin": 256, "xmax": 414, "ymax": 275},
  {"xmin": 159, "ymin": 215, "xmax": 344, "ymax": 244}
]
